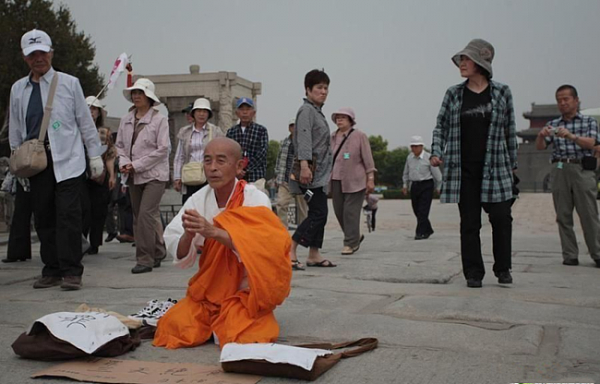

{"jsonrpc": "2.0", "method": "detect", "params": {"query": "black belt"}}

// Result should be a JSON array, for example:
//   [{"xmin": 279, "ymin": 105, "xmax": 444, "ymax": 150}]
[
  {"xmin": 551, "ymin": 158, "xmax": 580, "ymax": 164},
  {"xmin": 411, "ymin": 179, "xmax": 434, "ymax": 183}
]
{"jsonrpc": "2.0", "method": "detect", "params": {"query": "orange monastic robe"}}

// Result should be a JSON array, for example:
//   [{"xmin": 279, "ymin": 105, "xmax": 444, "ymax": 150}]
[{"xmin": 153, "ymin": 181, "xmax": 292, "ymax": 349}]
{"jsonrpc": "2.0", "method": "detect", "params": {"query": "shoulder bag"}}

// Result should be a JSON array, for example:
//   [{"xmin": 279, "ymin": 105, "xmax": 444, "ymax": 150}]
[{"xmin": 9, "ymin": 73, "xmax": 59, "ymax": 178}]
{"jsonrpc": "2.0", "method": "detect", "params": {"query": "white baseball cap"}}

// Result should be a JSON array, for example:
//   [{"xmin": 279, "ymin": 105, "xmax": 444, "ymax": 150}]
[
  {"xmin": 21, "ymin": 29, "xmax": 52, "ymax": 56},
  {"xmin": 289, "ymin": 118, "xmax": 296, "ymax": 126}
]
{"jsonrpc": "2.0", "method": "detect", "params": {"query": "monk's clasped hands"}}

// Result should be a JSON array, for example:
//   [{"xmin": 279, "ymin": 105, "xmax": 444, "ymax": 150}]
[{"xmin": 182, "ymin": 209, "xmax": 217, "ymax": 238}]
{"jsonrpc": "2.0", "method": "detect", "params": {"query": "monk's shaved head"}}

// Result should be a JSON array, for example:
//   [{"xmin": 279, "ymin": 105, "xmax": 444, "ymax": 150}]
[
  {"xmin": 204, "ymin": 137, "xmax": 245, "ymax": 192},
  {"xmin": 206, "ymin": 137, "xmax": 243, "ymax": 161}
]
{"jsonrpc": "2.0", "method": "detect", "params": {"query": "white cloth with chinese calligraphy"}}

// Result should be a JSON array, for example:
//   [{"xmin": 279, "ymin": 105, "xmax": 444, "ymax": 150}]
[
  {"xmin": 27, "ymin": 312, "xmax": 129, "ymax": 354},
  {"xmin": 220, "ymin": 343, "xmax": 333, "ymax": 371}
]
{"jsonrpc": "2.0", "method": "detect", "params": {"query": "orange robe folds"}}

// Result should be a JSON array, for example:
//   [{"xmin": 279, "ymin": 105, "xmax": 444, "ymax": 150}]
[{"xmin": 153, "ymin": 181, "xmax": 292, "ymax": 349}]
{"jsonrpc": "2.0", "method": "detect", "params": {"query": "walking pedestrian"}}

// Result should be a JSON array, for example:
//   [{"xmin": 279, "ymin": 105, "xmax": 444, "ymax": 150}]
[
  {"xmin": 431, "ymin": 39, "xmax": 518, "ymax": 288},
  {"xmin": 115, "ymin": 78, "xmax": 170, "ymax": 274},
  {"xmin": 329, "ymin": 107, "xmax": 376, "ymax": 255},
  {"xmin": 402, "ymin": 136, "xmax": 441, "ymax": 240},
  {"xmin": 274, "ymin": 118, "xmax": 308, "ymax": 229},
  {"xmin": 289, "ymin": 69, "xmax": 335, "ymax": 270}
]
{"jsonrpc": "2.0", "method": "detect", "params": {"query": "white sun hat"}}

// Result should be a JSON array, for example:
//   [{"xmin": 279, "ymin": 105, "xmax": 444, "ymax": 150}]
[
  {"xmin": 85, "ymin": 96, "xmax": 105, "ymax": 110},
  {"xmin": 123, "ymin": 78, "xmax": 161, "ymax": 105},
  {"xmin": 191, "ymin": 98, "xmax": 213, "ymax": 119},
  {"xmin": 410, "ymin": 136, "xmax": 425, "ymax": 146}
]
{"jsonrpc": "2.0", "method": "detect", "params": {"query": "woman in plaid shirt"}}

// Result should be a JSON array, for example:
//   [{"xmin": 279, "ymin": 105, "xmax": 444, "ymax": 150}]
[{"xmin": 430, "ymin": 39, "xmax": 518, "ymax": 288}]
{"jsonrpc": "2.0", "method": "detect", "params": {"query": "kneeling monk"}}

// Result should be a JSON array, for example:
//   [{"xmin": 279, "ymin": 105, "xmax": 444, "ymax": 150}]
[{"xmin": 153, "ymin": 138, "xmax": 292, "ymax": 349}]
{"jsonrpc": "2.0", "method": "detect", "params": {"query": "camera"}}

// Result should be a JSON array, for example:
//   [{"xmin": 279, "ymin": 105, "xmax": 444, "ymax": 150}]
[{"xmin": 303, "ymin": 190, "xmax": 314, "ymax": 202}]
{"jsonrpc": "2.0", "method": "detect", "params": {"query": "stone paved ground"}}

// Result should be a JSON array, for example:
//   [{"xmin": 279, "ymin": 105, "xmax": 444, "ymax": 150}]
[{"xmin": 0, "ymin": 193, "xmax": 599, "ymax": 384}]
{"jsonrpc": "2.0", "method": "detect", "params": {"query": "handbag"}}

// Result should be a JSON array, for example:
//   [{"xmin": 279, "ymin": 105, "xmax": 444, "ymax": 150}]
[
  {"xmin": 221, "ymin": 338, "xmax": 378, "ymax": 381},
  {"xmin": 181, "ymin": 126, "xmax": 212, "ymax": 186},
  {"xmin": 9, "ymin": 73, "xmax": 59, "ymax": 178}
]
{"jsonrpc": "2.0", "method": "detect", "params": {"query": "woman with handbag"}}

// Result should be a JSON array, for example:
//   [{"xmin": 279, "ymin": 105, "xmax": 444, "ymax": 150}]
[
  {"xmin": 329, "ymin": 108, "xmax": 376, "ymax": 255},
  {"xmin": 173, "ymin": 98, "xmax": 225, "ymax": 204},
  {"xmin": 81, "ymin": 97, "xmax": 117, "ymax": 255},
  {"xmin": 115, "ymin": 79, "xmax": 170, "ymax": 274}
]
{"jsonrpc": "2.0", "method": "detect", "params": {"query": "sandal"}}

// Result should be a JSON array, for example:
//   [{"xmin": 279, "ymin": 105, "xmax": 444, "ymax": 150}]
[
  {"xmin": 306, "ymin": 259, "xmax": 337, "ymax": 268},
  {"xmin": 291, "ymin": 260, "xmax": 305, "ymax": 271}
]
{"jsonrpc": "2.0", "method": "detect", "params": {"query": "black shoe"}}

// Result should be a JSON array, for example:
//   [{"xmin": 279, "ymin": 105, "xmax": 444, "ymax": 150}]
[
  {"xmin": 466, "ymin": 278, "xmax": 482, "ymax": 288},
  {"xmin": 131, "ymin": 265, "xmax": 152, "ymax": 274},
  {"xmin": 87, "ymin": 247, "xmax": 99, "ymax": 255},
  {"xmin": 422, "ymin": 231, "xmax": 434, "ymax": 239},
  {"xmin": 105, "ymin": 233, "xmax": 117, "ymax": 243},
  {"xmin": 595, "ymin": 260, "xmax": 600, "ymax": 268},
  {"xmin": 563, "ymin": 259, "xmax": 579, "ymax": 266},
  {"xmin": 2, "ymin": 257, "xmax": 28, "ymax": 263},
  {"xmin": 497, "ymin": 271, "xmax": 513, "ymax": 284},
  {"xmin": 414, "ymin": 234, "xmax": 425, "ymax": 240},
  {"xmin": 153, "ymin": 259, "xmax": 164, "ymax": 268}
]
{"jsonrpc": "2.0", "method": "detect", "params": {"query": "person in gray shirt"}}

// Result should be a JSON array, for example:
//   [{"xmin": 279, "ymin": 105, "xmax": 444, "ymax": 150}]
[
  {"xmin": 289, "ymin": 69, "xmax": 334, "ymax": 270},
  {"xmin": 402, "ymin": 136, "xmax": 442, "ymax": 240}
]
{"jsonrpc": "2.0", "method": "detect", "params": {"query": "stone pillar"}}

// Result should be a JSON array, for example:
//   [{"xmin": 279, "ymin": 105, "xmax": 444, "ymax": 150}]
[
  {"xmin": 252, "ymin": 82, "xmax": 262, "ymax": 121},
  {"xmin": 218, "ymin": 72, "xmax": 234, "ymax": 131}
]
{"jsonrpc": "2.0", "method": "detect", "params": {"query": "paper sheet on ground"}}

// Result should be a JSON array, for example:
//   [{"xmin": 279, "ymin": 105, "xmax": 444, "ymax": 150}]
[
  {"xmin": 220, "ymin": 343, "xmax": 332, "ymax": 371},
  {"xmin": 32, "ymin": 357, "xmax": 261, "ymax": 384},
  {"xmin": 28, "ymin": 312, "xmax": 129, "ymax": 354}
]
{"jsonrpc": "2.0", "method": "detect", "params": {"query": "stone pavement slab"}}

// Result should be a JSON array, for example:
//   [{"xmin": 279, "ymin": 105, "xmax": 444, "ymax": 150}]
[{"xmin": 0, "ymin": 193, "xmax": 599, "ymax": 384}]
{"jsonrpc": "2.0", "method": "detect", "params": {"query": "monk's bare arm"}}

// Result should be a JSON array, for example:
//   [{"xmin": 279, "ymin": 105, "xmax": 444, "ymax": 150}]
[
  {"xmin": 176, "ymin": 232, "xmax": 194, "ymax": 260},
  {"xmin": 211, "ymin": 228, "xmax": 235, "ymax": 250}
]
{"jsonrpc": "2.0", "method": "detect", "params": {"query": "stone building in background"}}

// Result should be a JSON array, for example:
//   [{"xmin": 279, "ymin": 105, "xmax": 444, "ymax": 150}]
[{"xmin": 104, "ymin": 64, "xmax": 261, "ymax": 173}]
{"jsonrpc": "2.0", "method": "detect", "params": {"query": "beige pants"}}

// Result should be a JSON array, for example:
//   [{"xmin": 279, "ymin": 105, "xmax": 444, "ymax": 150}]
[
  {"xmin": 331, "ymin": 180, "xmax": 366, "ymax": 248},
  {"xmin": 276, "ymin": 182, "xmax": 308, "ymax": 229},
  {"xmin": 551, "ymin": 163, "xmax": 600, "ymax": 261},
  {"xmin": 129, "ymin": 180, "xmax": 167, "ymax": 267}
]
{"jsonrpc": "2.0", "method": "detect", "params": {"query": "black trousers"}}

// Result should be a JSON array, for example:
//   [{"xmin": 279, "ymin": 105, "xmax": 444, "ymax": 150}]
[
  {"xmin": 82, "ymin": 178, "xmax": 110, "ymax": 249},
  {"xmin": 458, "ymin": 169, "xmax": 513, "ymax": 280},
  {"xmin": 292, "ymin": 187, "xmax": 328, "ymax": 249},
  {"xmin": 7, "ymin": 182, "xmax": 32, "ymax": 260},
  {"xmin": 118, "ymin": 189, "xmax": 134, "ymax": 236},
  {"xmin": 29, "ymin": 150, "xmax": 85, "ymax": 277},
  {"xmin": 371, "ymin": 208, "xmax": 378, "ymax": 230},
  {"xmin": 182, "ymin": 183, "xmax": 206, "ymax": 205},
  {"xmin": 410, "ymin": 179, "xmax": 434, "ymax": 236}
]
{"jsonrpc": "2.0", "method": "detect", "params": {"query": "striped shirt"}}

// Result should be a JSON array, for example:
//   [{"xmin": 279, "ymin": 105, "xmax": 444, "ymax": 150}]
[
  {"xmin": 544, "ymin": 113, "xmax": 599, "ymax": 160},
  {"xmin": 275, "ymin": 135, "xmax": 294, "ymax": 184},
  {"xmin": 291, "ymin": 98, "xmax": 332, "ymax": 190}
]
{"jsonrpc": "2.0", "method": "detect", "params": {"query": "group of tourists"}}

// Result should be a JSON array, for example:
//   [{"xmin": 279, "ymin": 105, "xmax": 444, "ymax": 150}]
[{"xmin": 4, "ymin": 28, "xmax": 600, "ymax": 348}]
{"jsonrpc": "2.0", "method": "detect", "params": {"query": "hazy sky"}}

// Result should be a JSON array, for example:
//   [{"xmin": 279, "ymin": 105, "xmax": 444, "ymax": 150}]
[{"xmin": 52, "ymin": 0, "xmax": 600, "ymax": 148}]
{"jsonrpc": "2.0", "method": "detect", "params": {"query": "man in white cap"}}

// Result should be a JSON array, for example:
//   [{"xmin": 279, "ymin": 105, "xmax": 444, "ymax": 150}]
[
  {"xmin": 274, "ymin": 118, "xmax": 308, "ymax": 228},
  {"xmin": 8, "ymin": 29, "xmax": 104, "ymax": 290},
  {"xmin": 402, "ymin": 136, "xmax": 441, "ymax": 240}
]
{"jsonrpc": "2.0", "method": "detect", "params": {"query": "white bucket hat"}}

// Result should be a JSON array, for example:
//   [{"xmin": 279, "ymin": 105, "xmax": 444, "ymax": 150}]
[
  {"xmin": 410, "ymin": 136, "xmax": 425, "ymax": 146},
  {"xmin": 288, "ymin": 118, "xmax": 296, "ymax": 126},
  {"xmin": 85, "ymin": 96, "xmax": 105, "ymax": 110},
  {"xmin": 191, "ymin": 98, "xmax": 213, "ymax": 119},
  {"xmin": 123, "ymin": 78, "xmax": 161, "ymax": 105}
]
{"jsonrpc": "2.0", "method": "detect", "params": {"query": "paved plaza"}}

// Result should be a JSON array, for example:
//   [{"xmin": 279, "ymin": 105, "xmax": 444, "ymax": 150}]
[{"xmin": 0, "ymin": 193, "xmax": 599, "ymax": 384}]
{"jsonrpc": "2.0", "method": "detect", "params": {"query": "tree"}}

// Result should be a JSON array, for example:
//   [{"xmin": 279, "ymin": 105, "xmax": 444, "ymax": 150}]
[
  {"xmin": 266, "ymin": 140, "xmax": 281, "ymax": 180},
  {"xmin": 0, "ymin": 0, "xmax": 104, "ymax": 156},
  {"xmin": 368, "ymin": 135, "xmax": 410, "ymax": 188}
]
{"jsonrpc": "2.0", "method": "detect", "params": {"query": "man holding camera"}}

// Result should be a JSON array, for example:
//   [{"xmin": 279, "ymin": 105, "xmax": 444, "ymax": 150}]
[{"xmin": 535, "ymin": 85, "xmax": 600, "ymax": 268}]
